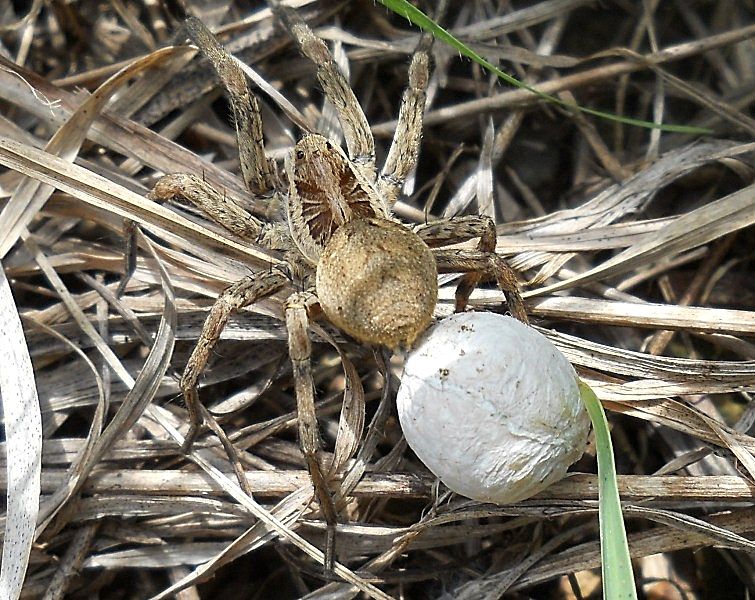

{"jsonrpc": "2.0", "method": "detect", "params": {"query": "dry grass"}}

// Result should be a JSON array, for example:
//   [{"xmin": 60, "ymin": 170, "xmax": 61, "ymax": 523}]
[{"xmin": 1, "ymin": 0, "xmax": 754, "ymax": 598}]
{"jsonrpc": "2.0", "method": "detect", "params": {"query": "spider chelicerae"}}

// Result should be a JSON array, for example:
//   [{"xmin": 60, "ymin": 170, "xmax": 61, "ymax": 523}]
[{"xmin": 150, "ymin": 0, "xmax": 527, "ymax": 569}]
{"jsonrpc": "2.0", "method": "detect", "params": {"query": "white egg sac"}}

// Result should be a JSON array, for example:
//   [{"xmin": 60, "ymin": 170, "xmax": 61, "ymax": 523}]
[{"xmin": 397, "ymin": 312, "xmax": 590, "ymax": 504}]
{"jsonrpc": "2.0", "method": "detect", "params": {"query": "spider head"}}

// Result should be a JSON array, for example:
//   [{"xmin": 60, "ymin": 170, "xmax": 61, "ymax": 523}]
[{"xmin": 315, "ymin": 217, "xmax": 438, "ymax": 350}]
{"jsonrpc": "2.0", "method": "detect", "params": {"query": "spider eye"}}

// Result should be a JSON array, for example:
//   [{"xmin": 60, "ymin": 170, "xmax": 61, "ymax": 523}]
[
  {"xmin": 325, "ymin": 140, "xmax": 333, "ymax": 150},
  {"xmin": 296, "ymin": 150, "xmax": 305, "ymax": 160}
]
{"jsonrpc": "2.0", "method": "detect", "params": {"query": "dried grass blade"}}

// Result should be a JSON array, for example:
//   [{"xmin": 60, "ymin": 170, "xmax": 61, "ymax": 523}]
[
  {"xmin": 149, "ymin": 488, "xmax": 311, "ymax": 600},
  {"xmin": 698, "ymin": 412, "xmax": 755, "ymax": 482},
  {"xmin": 0, "ymin": 137, "xmax": 280, "ymax": 268},
  {"xmin": 313, "ymin": 325, "xmax": 366, "ymax": 479},
  {"xmin": 509, "ymin": 509, "xmax": 755, "ymax": 591},
  {"xmin": 533, "ymin": 182, "xmax": 755, "ymax": 295},
  {"xmin": 29, "ymin": 234, "xmax": 175, "ymax": 569},
  {"xmin": 141, "ymin": 407, "xmax": 391, "ymax": 600},
  {"xmin": 476, "ymin": 118, "xmax": 496, "ymax": 219},
  {"xmin": 453, "ymin": 526, "xmax": 592, "ymax": 599},
  {"xmin": 611, "ymin": 48, "xmax": 755, "ymax": 136},
  {"xmin": 339, "ymin": 350, "xmax": 395, "ymax": 498},
  {"xmin": 42, "ymin": 522, "xmax": 100, "ymax": 600},
  {"xmin": 545, "ymin": 329, "xmax": 755, "ymax": 399},
  {"xmin": 30, "ymin": 318, "xmax": 106, "ymax": 534},
  {"xmin": 0, "ymin": 46, "xmax": 193, "ymax": 258},
  {"xmin": 442, "ymin": 174, "xmax": 477, "ymax": 218},
  {"xmin": 0, "ymin": 55, "xmax": 249, "ymax": 203},
  {"xmin": 69, "ymin": 231, "xmax": 175, "ymax": 474},
  {"xmin": 606, "ymin": 399, "xmax": 755, "ymax": 454},
  {"xmin": 585, "ymin": 378, "xmax": 754, "ymax": 402},
  {"xmin": 516, "ymin": 141, "xmax": 752, "ymax": 282},
  {"xmin": 628, "ymin": 505, "xmax": 755, "ymax": 552},
  {"xmin": 371, "ymin": 23, "xmax": 755, "ymax": 133},
  {"xmin": 22, "ymin": 235, "xmax": 134, "ymax": 388},
  {"xmin": 518, "ymin": 141, "xmax": 751, "ymax": 236},
  {"xmin": 0, "ymin": 265, "xmax": 41, "ymax": 600},
  {"xmin": 530, "ymin": 296, "xmax": 755, "ymax": 335}
]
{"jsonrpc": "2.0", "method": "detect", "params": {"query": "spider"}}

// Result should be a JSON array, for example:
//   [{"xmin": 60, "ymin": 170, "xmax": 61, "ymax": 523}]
[{"xmin": 150, "ymin": 1, "xmax": 527, "ymax": 570}]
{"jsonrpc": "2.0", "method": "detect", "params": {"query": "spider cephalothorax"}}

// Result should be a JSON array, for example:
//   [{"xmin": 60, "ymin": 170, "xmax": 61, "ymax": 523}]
[{"xmin": 150, "ymin": 1, "xmax": 526, "ymax": 571}]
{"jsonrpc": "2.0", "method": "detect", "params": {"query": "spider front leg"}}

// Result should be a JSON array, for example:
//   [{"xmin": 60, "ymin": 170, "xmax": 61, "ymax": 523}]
[
  {"xmin": 284, "ymin": 291, "xmax": 339, "ymax": 571},
  {"xmin": 267, "ymin": 0, "xmax": 376, "ymax": 180},
  {"xmin": 415, "ymin": 214, "xmax": 499, "ymax": 249},
  {"xmin": 182, "ymin": 16, "xmax": 275, "ymax": 196},
  {"xmin": 378, "ymin": 34, "xmax": 433, "ymax": 208},
  {"xmin": 417, "ymin": 215, "xmax": 528, "ymax": 323},
  {"xmin": 150, "ymin": 173, "xmax": 267, "ymax": 241},
  {"xmin": 181, "ymin": 271, "xmax": 287, "ymax": 450}
]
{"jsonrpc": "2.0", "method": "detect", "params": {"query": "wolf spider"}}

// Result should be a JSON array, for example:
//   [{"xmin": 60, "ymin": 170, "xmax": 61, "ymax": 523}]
[{"xmin": 150, "ymin": 1, "xmax": 527, "ymax": 569}]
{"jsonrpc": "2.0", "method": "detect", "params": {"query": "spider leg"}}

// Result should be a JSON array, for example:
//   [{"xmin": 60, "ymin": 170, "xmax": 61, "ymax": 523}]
[
  {"xmin": 150, "ymin": 173, "xmax": 266, "ymax": 241},
  {"xmin": 422, "ymin": 214, "xmax": 527, "ymax": 322},
  {"xmin": 378, "ymin": 34, "xmax": 432, "ymax": 207},
  {"xmin": 267, "ymin": 0, "xmax": 376, "ymax": 181},
  {"xmin": 414, "ymin": 214, "xmax": 500, "ymax": 248},
  {"xmin": 180, "ymin": 271, "xmax": 287, "ymax": 450},
  {"xmin": 182, "ymin": 16, "xmax": 275, "ymax": 196},
  {"xmin": 434, "ymin": 248, "xmax": 528, "ymax": 323},
  {"xmin": 285, "ymin": 291, "xmax": 339, "ymax": 572}
]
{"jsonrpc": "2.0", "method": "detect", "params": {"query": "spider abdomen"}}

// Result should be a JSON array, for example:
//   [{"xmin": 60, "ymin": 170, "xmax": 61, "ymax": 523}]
[{"xmin": 316, "ymin": 217, "xmax": 437, "ymax": 349}]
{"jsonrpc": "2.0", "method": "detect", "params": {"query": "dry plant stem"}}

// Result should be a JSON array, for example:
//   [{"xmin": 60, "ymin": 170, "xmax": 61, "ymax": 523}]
[
  {"xmin": 558, "ymin": 88, "xmax": 630, "ymax": 180},
  {"xmin": 42, "ymin": 522, "xmax": 100, "ymax": 600},
  {"xmin": 645, "ymin": 234, "xmax": 737, "ymax": 355},
  {"xmin": 116, "ymin": 219, "xmax": 139, "ymax": 297},
  {"xmin": 197, "ymin": 402, "xmax": 255, "ymax": 497},
  {"xmin": 21, "ymin": 471, "xmax": 755, "ymax": 501}
]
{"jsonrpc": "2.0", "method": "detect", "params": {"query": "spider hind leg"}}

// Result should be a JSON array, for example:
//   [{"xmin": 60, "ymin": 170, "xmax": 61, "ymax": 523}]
[{"xmin": 285, "ymin": 291, "xmax": 340, "ymax": 572}]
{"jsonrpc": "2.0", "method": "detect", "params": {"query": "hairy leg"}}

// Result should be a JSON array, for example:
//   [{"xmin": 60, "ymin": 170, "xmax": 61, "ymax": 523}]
[
  {"xmin": 180, "ymin": 271, "xmax": 287, "ymax": 449},
  {"xmin": 418, "ymin": 214, "xmax": 527, "ymax": 320},
  {"xmin": 150, "ymin": 173, "xmax": 267, "ymax": 241},
  {"xmin": 267, "ymin": 0, "xmax": 376, "ymax": 181},
  {"xmin": 183, "ymin": 16, "xmax": 276, "ymax": 196},
  {"xmin": 434, "ymin": 248, "xmax": 528, "ymax": 323},
  {"xmin": 378, "ymin": 35, "xmax": 433, "ymax": 207},
  {"xmin": 285, "ymin": 291, "xmax": 339, "ymax": 571},
  {"xmin": 414, "ymin": 214, "xmax": 498, "ymax": 248}
]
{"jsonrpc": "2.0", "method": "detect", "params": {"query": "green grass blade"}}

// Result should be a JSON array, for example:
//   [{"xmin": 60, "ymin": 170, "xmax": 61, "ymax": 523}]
[
  {"xmin": 579, "ymin": 380, "xmax": 637, "ymax": 599},
  {"xmin": 378, "ymin": 0, "xmax": 711, "ymax": 135}
]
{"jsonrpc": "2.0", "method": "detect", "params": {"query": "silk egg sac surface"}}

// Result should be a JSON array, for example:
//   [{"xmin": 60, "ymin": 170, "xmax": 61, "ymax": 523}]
[{"xmin": 397, "ymin": 312, "xmax": 590, "ymax": 504}]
